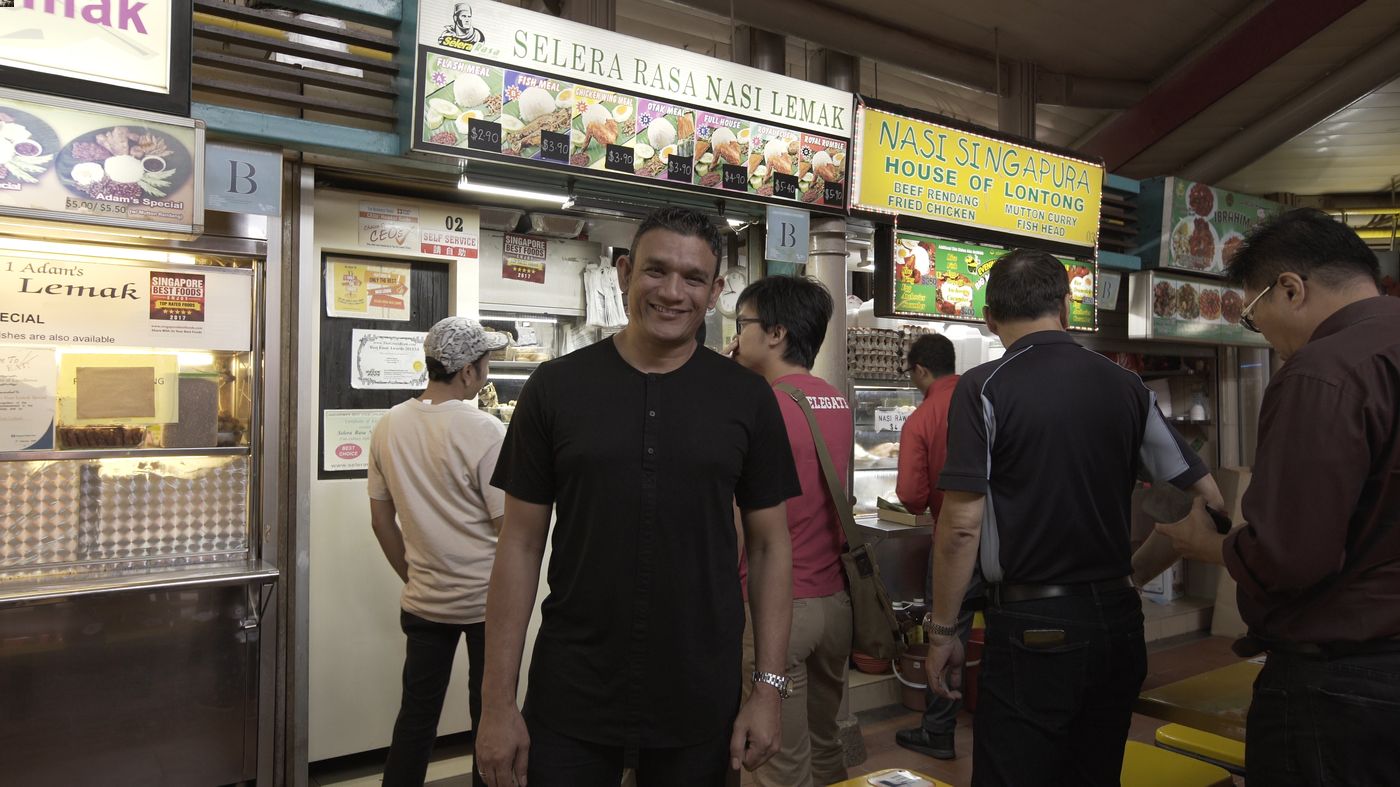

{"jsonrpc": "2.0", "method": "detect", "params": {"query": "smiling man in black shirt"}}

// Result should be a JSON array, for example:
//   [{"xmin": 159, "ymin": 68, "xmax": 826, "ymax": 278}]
[{"xmin": 475, "ymin": 207, "xmax": 801, "ymax": 787}]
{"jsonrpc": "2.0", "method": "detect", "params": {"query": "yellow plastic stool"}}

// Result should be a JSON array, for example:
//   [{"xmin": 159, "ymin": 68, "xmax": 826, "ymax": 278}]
[
  {"xmin": 1155, "ymin": 723, "xmax": 1246, "ymax": 775},
  {"xmin": 831, "ymin": 769, "xmax": 953, "ymax": 787},
  {"xmin": 1121, "ymin": 741, "xmax": 1233, "ymax": 787}
]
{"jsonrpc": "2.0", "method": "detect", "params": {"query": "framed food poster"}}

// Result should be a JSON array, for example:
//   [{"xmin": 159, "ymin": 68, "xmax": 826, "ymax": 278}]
[
  {"xmin": 1137, "ymin": 177, "xmax": 1284, "ymax": 276},
  {"xmin": 876, "ymin": 229, "xmax": 1097, "ymax": 331},
  {"xmin": 0, "ymin": 0, "xmax": 192, "ymax": 116},
  {"xmin": 0, "ymin": 87, "xmax": 203, "ymax": 235},
  {"xmin": 325, "ymin": 257, "xmax": 413, "ymax": 321},
  {"xmin": 1127, "ymin": 270, "xmax": 1269, "ymax": 347}
]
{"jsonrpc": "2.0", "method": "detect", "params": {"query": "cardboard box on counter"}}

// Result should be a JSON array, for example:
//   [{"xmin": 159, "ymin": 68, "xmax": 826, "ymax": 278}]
[{"xmin": 1142, "ymin": 559, "xmax": 1185, "ymax": 604}]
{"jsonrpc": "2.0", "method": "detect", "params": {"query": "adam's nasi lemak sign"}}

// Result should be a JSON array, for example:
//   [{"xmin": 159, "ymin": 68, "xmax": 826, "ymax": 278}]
[{"xmin": 853, "ymin": 105, "xmax": 1103, "ymax": 248}]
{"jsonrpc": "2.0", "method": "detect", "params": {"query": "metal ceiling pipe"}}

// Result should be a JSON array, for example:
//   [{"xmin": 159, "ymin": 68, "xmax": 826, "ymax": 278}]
[
  {"xmin": 1184, "ymin": 27, "xmax": 1400, "ymax": 185},
  {"xmin": 668, "ymin": 0, "xmax": 1145, "ymax": 106},
  {"xmin": 735, "ymin": 25, "xmax": 787, "ymax": 74},
  {"xmin": 672, "ymin": 0, "xmax": 1001, "ymax": 93},
  {"xmin": 1037, "ymin": 72, "xmax": 1147, "ymax": 108}
]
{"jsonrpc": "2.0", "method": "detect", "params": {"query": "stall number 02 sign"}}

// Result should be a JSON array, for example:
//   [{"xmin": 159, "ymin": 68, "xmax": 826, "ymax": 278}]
[{"xmin": 874, "ymin": 407, "xmax": 909, "ymax": 433}]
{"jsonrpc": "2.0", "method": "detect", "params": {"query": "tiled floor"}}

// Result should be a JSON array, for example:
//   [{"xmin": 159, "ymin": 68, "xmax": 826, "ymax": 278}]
[{"xmin": 312, "ymin": 634, "xmax": 1244, "ymax": 787}]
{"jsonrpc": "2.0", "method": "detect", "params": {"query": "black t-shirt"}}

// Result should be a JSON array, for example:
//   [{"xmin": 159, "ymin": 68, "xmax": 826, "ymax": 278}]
[
  {"xmin": 491, "ymin": 337, "xmax": 801, "ymax": 750},
  {"xmin": 939, "ymin": 331, "xmax": 1207, "ymax": 585}
]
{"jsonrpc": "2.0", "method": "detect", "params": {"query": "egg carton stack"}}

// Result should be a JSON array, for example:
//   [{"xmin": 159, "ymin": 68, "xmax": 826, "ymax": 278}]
[
  {"xmin": 899, "ymin": 325, "xmax": 938, "ymax": 368},
  {"xmin": 847, "ymin": 328, "xmax": 905, "ymax": 381}
]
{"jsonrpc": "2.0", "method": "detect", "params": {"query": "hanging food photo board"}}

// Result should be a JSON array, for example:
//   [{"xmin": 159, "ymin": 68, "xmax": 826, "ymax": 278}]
[
  {"xmin": 851, "ymin": 96, "xmax": 1104, "ymax": 253},
  {"xmin": 410, "ymin": 0, "xmax": 854, "ymax": 212},
  {"xmin": 1135, "ymin": 177, "xmax": 1284, "ymax": 276},
  {"xmin": 1127, "ymin": 270, "xmax": 1270, "ymax": 347},
  {"xmin": 0, "ymin": 87, "xmax": 203, "ymax": 236}
]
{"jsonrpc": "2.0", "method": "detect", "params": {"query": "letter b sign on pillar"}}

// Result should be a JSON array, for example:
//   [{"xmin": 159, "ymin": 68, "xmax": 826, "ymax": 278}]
[
  {"xmin": 205, "ymin": 143, "xmax": 283, "ymax": 216},
  {"xmin": 765, "ymin": 206, "xmax": 810, "ymax": 265}
]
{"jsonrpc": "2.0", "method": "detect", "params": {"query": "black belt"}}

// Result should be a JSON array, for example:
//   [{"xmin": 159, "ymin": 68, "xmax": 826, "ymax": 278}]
[
  {"xmin": 1234, "ymin": 634, "xmax": 1400, "ymax": 660},
  {"xmin": 989, "ymin": 576, "xmax": 1135, "ymax": 605}
]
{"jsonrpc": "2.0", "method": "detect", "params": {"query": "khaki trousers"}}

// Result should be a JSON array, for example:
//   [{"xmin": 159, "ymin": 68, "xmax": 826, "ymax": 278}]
[{"xmin": 742, "ymin": 590, "xmax": 853, "ymax": 787}]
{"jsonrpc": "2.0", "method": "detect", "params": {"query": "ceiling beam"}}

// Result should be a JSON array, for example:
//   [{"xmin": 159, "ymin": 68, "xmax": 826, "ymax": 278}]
[
  {"xmin": 1186, "ymin": 26, "xmax": 1400, "ymax": 185},
  {"xmin": 662, "ymin": 0, "xmax": 1146, "ymax": 107},
  {"xmin": 1079, "ymin": 0, "xmax": 1364, "ymax": 172}
]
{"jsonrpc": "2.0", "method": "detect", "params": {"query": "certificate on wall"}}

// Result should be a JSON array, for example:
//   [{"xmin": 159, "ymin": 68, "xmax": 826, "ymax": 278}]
[
  {"xmin": 325, "ymin": 257, "xmax": 413, "ymax": 321},
  {"xmin": 0, "ymin": 346, "xmax": 56, "ymax": 451},
  {"xmin": 350, "ymin": 329, "xmax": 428, "ymax": 390},
  {"xmin": 323, "ymin": 409, "xmax": 388, "ymax": 472}
]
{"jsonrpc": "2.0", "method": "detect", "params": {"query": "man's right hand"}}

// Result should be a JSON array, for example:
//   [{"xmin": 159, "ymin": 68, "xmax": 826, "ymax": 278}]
[{"xmin": 476, "ymin": 705, "xmax": 530, "ymax": 787}]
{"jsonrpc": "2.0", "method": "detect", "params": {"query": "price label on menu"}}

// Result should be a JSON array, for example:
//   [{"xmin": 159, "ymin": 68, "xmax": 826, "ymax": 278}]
[
  {"xmin": 773, "ymin": 174, "xmax": 798, "ymax": 200},
  {"xmin": 667, "ymin": 154, "xmax": 694, "ymax": 182},
  {"xmin": 540, "ymin": 131, "xmax": 570, "ymax": 164},
  {"xmin": 467, "ymin": 120, "xmax": 503, "ymax": 153},
  {"xmin": 823, "ymin": 181, "xmax": 846, "ymax": 206},
  {"xmin": 606, "ymin": 144, "xmax": 635, "ymax": 173},
  {"xmin": 874, "ymin": 407, "xmax": 910, "ymax": 433},
  {"xmin": 722, "ymin": 164, "xmax": 748, "ymax": 191}
]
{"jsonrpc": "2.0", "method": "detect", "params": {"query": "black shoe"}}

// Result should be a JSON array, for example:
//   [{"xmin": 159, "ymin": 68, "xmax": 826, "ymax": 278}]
[{"xmin": 895, "ymin": 727, "xmax": 956, "ymax": 760}]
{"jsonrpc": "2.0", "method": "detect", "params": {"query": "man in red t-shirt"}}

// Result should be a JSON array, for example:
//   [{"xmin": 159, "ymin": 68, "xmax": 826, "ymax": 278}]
[
  {"xmin": 894, "ymin": 334, "xmax": 977, "ymax": 760},
  {"xmin": 729, "ymin": 275, "xmax": 853, "ymax": 787}
]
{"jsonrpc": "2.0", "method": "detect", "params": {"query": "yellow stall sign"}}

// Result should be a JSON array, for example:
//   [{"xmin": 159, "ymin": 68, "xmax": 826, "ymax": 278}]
[{"xmin": 852, "ymin": 105, "xmax": 1104, "ymax": 248}]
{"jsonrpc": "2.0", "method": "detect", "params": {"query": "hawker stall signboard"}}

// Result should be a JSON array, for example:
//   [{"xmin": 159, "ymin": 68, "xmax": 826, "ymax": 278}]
[
  {"xmin": 1127, "ymin": 270, "xmax": 1269, "ymax": 347},
  {"xmin": 411, "ymin": 0, "xmax": 852, "ymax": 210},
  {"xmin": 0, "ymin": 87, "xmax": 204, "ymax": 236},
  {"xmin": 0, "ymin": 254, "xmax": 253, "ymax": 352},
  {"xmin": 0, "ymin": 0, "xmax": 191, "ymax": 116},
  {"xmin": 878, "ymin": 229, "xmax": 1097, "ymax": 331},
  {"xmin": 852, "ymin": 100, "xmax": 1104, "ymax": 250},
  {"xmin": 1135, "ymin": 177, "xmax": 1284, "ymax": 276}
]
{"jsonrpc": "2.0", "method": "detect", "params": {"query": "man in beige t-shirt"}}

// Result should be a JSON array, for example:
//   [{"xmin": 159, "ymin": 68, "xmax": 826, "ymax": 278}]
[{"xmin": 369, "ymin": 316, "xmax": 509, "ymax": 787}]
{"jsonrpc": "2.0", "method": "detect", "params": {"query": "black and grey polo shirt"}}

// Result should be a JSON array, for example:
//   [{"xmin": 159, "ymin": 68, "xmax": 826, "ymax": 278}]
[{"xmin": 939, "ymin": 330, "xmax": 1207, "ymax": 585}]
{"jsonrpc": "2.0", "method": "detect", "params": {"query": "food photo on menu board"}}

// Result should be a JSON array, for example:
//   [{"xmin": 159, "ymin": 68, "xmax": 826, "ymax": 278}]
[
  {"xmin": 1147, "ymin": 273, "xmax": 1261, "ymax": 344},
  {"xmin": 500, "ymin": 71, "xmax": 574, "ymax": 162},
  {"xmin": 0, "ymin": 106, "xmax": 59, "ymax": 187},
  {"xmin": 633, "ymin": 99, "xmax": 695, "ymax": 181},
  {"xmin": 571, "ymin": 85, "xmax": 636, "ymax": 172},
  {"xmin": 799, "ymin": 133, "xmax": 847, "ymax": 207},
  {"xmin": 890, "ymin": 232, "xmax": 1096, "ymax": 331},
  {"xmin": 423, "ymin": 53, "xmax": 505, "ymax": 149},
  {"xmin": 694, "ymin": 111, "xmax": 747, "ymax": 191},
  {"xmin": 746, "ymin": 124, "xmax": 800, "ymax": 199},
  {"xmin": 1148, "ymin": 176, "xmax": 1283, "ymax": 275}
]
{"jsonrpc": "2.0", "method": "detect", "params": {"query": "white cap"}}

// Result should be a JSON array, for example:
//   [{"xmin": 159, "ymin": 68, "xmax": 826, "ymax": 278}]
[{"xmin": 423, "ymin": 316, "xmax": 509, "ymax": 374}]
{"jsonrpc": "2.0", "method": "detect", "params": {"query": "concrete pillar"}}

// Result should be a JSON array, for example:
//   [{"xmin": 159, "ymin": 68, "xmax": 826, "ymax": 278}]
[
  {"xmin": 735, "ymin": 25, "xmax": 787, "ymax": 74},
  {"xmin": 998, "ymin": 59, "xmax": 1037, "ymax": 139},
  {"xmin": 809, "ymin": 216, "xmax": 848, "ymax": 396}
]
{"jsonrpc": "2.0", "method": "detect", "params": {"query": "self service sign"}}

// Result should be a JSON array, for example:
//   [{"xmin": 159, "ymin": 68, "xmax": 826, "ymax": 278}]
[{"xmin": 852, "ymin": 101, "xmax": 1104, "ymax": 249}]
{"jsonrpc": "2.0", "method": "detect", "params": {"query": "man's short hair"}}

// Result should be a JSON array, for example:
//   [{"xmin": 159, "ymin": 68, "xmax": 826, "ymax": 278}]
[
  {"xmin": 906, "ymin": 333, "xmax": 956, "ymax": 377},
  {"xmin": 985, "ymin": 249, "xmax": 1070, "ymax": 321},
  {"xmin": 735, "ymin": 275, "xmax": 833, "ymax": 369},
  {"xmin": 1226, "ymin": 208, "xmax": 1381, "ymax": 292},
  {"xmin": 629, "ymin": 206, "xmax": 725, "ymax": 279},
  {"xmin": 426, "ymin": 353, "xmax": 485, "ymax": 382}
]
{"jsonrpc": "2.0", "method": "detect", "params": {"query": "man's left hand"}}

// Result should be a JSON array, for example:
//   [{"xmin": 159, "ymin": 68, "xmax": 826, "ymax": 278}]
[
  {"xmin": 926, "ymin": 632, "xmax": 965, "ymax": 701},
  {"xmin": 729, "ymin": 687, "xmax": 781, "ymax": 771},
  {"xmin": 1154, "ymin": 497, "xmax": 1227, "ymax": 565}
]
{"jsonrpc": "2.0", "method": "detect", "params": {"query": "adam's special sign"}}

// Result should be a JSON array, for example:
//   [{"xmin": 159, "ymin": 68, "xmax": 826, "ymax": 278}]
[{"xmin": 852, "ymin": 104, "xmax": 1104, "ymax": 248}]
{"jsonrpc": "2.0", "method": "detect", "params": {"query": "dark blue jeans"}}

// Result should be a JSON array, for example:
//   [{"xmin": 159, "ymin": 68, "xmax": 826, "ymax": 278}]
[
  {"xmin": 1247, "ymin": 649, "xmax": 1400, "ymax": 785},
  {"xmin": 382, "ymin": 610, "xmax": 487, "ymax": 787},
  {"xmin": 972, "ymin": 586, "xmax": 1146, "ymax": 787},
  {"xmin": 524, "ymin": 714, "xmax": 734, "ymax": 787}
]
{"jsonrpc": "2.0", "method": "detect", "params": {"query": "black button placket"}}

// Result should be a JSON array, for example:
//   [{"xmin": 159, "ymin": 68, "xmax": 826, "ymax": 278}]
[{"xmin": 624, "ymin": 373, "xmax": 663, "ymax": 766}]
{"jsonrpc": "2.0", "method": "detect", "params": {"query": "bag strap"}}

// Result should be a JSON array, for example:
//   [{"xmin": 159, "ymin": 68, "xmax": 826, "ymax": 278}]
[{"xmin": 774, "ymin": 382, "xmax": 868, "ymax": 550}]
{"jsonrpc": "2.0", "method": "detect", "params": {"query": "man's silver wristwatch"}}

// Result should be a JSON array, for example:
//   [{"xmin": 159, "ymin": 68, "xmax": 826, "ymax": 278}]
[
  {"xmin": 751, "ymin": 670, "xmax": 791, "ymax": 699},
  {"xmin": 923, "ymin": 613, "xmax": 957, "ymax": 637}
]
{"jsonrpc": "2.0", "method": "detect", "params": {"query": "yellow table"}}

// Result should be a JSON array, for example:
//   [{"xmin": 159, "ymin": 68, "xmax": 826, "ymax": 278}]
[
  {"xmin": 832, "ymin": 769, "xmax": 952, "ymax": 787},
  {"xmin": 1134, "ymin": 660, "xmax": 1262, "ymax": 742}
]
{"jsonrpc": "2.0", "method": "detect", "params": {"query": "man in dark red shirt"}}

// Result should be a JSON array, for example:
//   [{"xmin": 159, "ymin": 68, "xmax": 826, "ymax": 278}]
[
  {"xmin": 894, "ymin": 334, "xmax": 973, "ymax": 760},
  {"xmin": 1157, "ymin": 209, "xmax": 1400, "ymax": 785}
]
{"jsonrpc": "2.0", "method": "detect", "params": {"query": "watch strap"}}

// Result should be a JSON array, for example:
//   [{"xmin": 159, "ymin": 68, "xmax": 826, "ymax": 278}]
[
  {"xmin": 923, "ymin": 614, "xmax": 957, "ymax": 637},
  {"xmin": 751, "ymin": 670, "xmax": 791, "ymax": 699}
]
